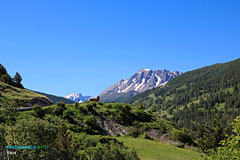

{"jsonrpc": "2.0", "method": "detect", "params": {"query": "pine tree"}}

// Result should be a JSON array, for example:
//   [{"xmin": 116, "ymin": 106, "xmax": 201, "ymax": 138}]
[{"xmin": 13, "ymin": 72, "xmax": 23, "ymax": 88}]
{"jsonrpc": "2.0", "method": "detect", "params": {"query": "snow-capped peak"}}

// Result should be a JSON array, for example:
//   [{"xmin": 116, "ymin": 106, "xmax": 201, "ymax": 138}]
[
  {"xmin": 64, "ymin": 93, "xmax": 91, "ymax": 103},
  {"xmin": 100, "ymin": 69, "xmax": 182, "ymax": 96},
  {"xmin": 138, "ymin": 68, "xmax": 152, "ymax": 73}
]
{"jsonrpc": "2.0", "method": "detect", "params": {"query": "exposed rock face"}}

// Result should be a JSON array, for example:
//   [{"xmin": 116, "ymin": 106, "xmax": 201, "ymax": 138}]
[
  {"xmin": 16, "ymin": 97, "xmax": 53, "ymax": 108},
  {"xmin": 145, "ymin": 129, "xmax": 180, "ymax": 144},
  {"xmin": 28, "ymin": 97, "xmax": 53, "ymax": 106},
  {"xmin": 99, "ymin": 69, "xmax": 182, "ymax": 102},
  {"xmin": 96, "ymin": 114, "xmax": 127, "ymax": 136},
  {"xmin": 145, "ymin": 129, "xmax": 170, "ymax": 142},
  {"xmin": 69, "ymin": 110, "xmax": 127, "ymax": 136}
]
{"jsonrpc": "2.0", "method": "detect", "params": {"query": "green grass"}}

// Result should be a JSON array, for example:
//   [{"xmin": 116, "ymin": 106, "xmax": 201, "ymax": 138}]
[
  {"xmin": 117, "ymin": 137, "xmax": 203, "ymax": 160},
  {"xmin": 0, "ymin": 82, "xmax": 47, "ymax": 100}
]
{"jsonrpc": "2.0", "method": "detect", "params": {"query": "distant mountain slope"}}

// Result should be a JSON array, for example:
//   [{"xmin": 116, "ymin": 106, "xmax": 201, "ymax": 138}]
[
  {"xmin": 131, "ymin": 58, "xmax": 240, "ymax": 131},
  {"xmin": 64, "ymin": 93, "xmax": 91, "ymax": 103},
  {"xmin": 99, "ymin": 69, "xmax": 182, "ymax": 102},
  {"xmin": 0, "ymin": 82, "xmax": 53, "ymax": 107},
  {"xmin": 35, "ymin": 91, "xmax": 74, "ymax": 104}
]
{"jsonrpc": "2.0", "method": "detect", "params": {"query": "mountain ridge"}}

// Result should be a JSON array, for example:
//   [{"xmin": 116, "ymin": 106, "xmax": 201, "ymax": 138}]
[
  {"xmin": 64, "ymin": 93, "xmax": 91, "ymax": 103},
  {"xmin": 99, "ymin": 69, "xmax": 182, "ymax": 102}
]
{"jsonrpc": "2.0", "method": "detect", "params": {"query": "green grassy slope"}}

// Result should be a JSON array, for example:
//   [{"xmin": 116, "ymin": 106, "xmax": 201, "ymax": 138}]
[
  {"xmin": 0, "ymin": 82, "xmax": 47, "ymax": 100},
  {"xmin": 118, "ymin": 137, "xmax": 202, "ymax": 160},
  {"xmin": 0, "ymin": 82, "xmax": 52, "ymax": 106}
]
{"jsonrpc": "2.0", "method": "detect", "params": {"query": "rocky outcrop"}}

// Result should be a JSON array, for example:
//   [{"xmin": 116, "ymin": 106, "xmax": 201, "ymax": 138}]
[
  {"xmin": 69, "ymin": 110, "xmax": 127, "ymax": 136},
  {"xmin": 96, "ymin": 114, "xmax": 128, "ymax": 136},
  {"xmin": 28, "ymin": 97, "xmax": 53, "ymax": 106},
  {"xmin": 16, "ymin": 97, "xmax": 53, "ymax": 108},
  {"xmin": 145, "ymin": 129, "xmax": 170, "ymax": 142},
  {"xmin": 145, "ymin": 129, "xmax": 180, "ymax": 144}
]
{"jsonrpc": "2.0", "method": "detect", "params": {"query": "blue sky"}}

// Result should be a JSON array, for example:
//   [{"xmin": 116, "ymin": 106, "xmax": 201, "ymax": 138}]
[{"xmin": 0, "ymin": 0, "xmax": 239, "ymax": 96}]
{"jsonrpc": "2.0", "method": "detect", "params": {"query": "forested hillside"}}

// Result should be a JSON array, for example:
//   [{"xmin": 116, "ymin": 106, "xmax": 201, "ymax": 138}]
[{"xmin": 131, "ymin": 58, "xmax": 240, "ymax": 131}]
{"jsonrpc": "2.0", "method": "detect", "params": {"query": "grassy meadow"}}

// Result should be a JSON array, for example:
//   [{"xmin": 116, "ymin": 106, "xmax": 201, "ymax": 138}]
[{"xmin": 118, "ymin": 137, "xmax": 203, "ymax": 160}]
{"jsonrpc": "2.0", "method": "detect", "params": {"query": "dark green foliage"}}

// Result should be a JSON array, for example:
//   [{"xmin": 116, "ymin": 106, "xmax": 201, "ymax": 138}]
[
  {"xmin": 0, "ymin": 124, "xmax": 7, "ymax": 160},
  {"xmin": 99, "ymin": 103, "xmax": 151, "ymax": 126},
  {"xmin": 53, "ymin": 123, "xmax": 74, "ymax": 160},
  {"xmin": 128, "ymin": 122, "xmax": 144, "ymax": 138},
  {"xmin": 0, "ymin": 99, "xmax": 18, "ymax": 124},
  {"xmin": 63, "ymin": 110, "xmax": 74, "ymax": 119},
  {"xmin": 0, "ymin": 64, "xmax": 24, "ymax": 88},
  {"xmin": 71, "ymin": 134, "xmax": 140, "ymax": 160},
  {"xmin": 57, "ymin": 101, "xmax": 66, "ymax": 108},
  {"xmin": 74, "ymin": 102, "xmax": 78, "ymax": 107},
  {"xmin": 196, "ymin": 119, "xmax": 226, "ymax": 153},
  {"xmin": 84, "ymin": 115, "xmax": 96, "ymax": 127},
  {"xmin": 131, "ymin": 58, "xmax": 240, "ymax": 133},
  {"xmin": 83, "ymin": 115, "xmax": 102, "ymax": 134},
  {"xmin": 12, "ymin": 72, "xmax": 23, "ymax": 88},
  {"xmin": 0, "ymin": 124, "xmax": 6, "ymax": 145},
  {"xmin": 6, "ymin": 117, "xmax": 58, "ymax": 160},
  {"xmin": 133, "ymin": 105, "xmax": 152, "ymax": 122},
  {"xmin": 54, "ymin": 102, "xmax": 66, "ymax": 116},
  {"xmin": 204, "ymin": 116, "xmax": 240, "ymax": 159},
  {"xmin": 0, "ymin": 64, "xmax": 12, "ymax": 85},
  {"xmin": 171, "ymin": 130, "xmax": 194, "ymax": 145},
  {"xmin": 32, "ymin": 104, "xmax": 45, "ymax": 118}
]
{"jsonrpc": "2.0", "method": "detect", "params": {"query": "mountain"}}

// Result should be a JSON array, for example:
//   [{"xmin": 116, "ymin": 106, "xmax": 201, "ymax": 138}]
[
  {"xmin": 64, "ymin": 93, "xmax": 91, "ymax": 103},
  {"xmin": 35, "ymin": 91, "xmax": 75, "ymax": 104},
  {"xmin": 99, "ymin": 69, "xmax": 182, "ymax": 102},
  {"xmin": 131, "ymin": 58, "xmax": 240, "ymax": 131}
]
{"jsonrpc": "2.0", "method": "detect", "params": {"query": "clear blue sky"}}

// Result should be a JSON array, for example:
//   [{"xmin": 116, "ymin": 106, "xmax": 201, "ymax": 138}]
[{"xmin": 0, "ymin": 0, "xmax": 239, "ymax": 97}]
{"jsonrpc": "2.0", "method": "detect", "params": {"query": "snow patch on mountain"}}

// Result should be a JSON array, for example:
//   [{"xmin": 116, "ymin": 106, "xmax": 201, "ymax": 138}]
[
  {"xmin": 64, "ymin": 93, "xmax": 91, "ymax": 103},
  {"xmin": 99, "ymin": 69, "xmax": 182, "ymax": 98},
  {"xmin": 155, "ymin": 74, "xmax": 162, "ymax": 86}
]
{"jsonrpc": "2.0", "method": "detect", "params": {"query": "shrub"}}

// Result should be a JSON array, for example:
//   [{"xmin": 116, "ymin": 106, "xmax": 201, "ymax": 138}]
[
  {"xmin": 32, "ymin": 104, "xmax": 45, "ymax": 118},
  {"xmin": 204, "ymin": 116, "xmax": 240, "ymax": 160},
  {"xmin": 54, "ymin": 102, "xmax": 66, "ymax": 116}
]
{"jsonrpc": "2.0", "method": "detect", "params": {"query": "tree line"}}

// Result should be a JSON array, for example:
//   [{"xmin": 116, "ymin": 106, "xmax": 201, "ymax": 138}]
[{"xmin": 0, "ymin": 64, "xmax": 23, "ymax": 88}]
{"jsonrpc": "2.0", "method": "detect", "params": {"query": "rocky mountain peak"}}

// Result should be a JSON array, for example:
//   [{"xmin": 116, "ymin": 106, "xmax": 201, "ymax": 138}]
[
  {"xmin": 64, "ymin": 93, "xmax": 91, "ymax": 103},
  {"xmin": 99, "ymin": 69, "xmax": 182, "ymax": 102}
]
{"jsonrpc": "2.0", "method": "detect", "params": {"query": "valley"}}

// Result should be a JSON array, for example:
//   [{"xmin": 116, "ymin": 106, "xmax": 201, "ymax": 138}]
[{"xmin": 1, "ymin": 58, "xmax": 240, "ymax": 160}]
